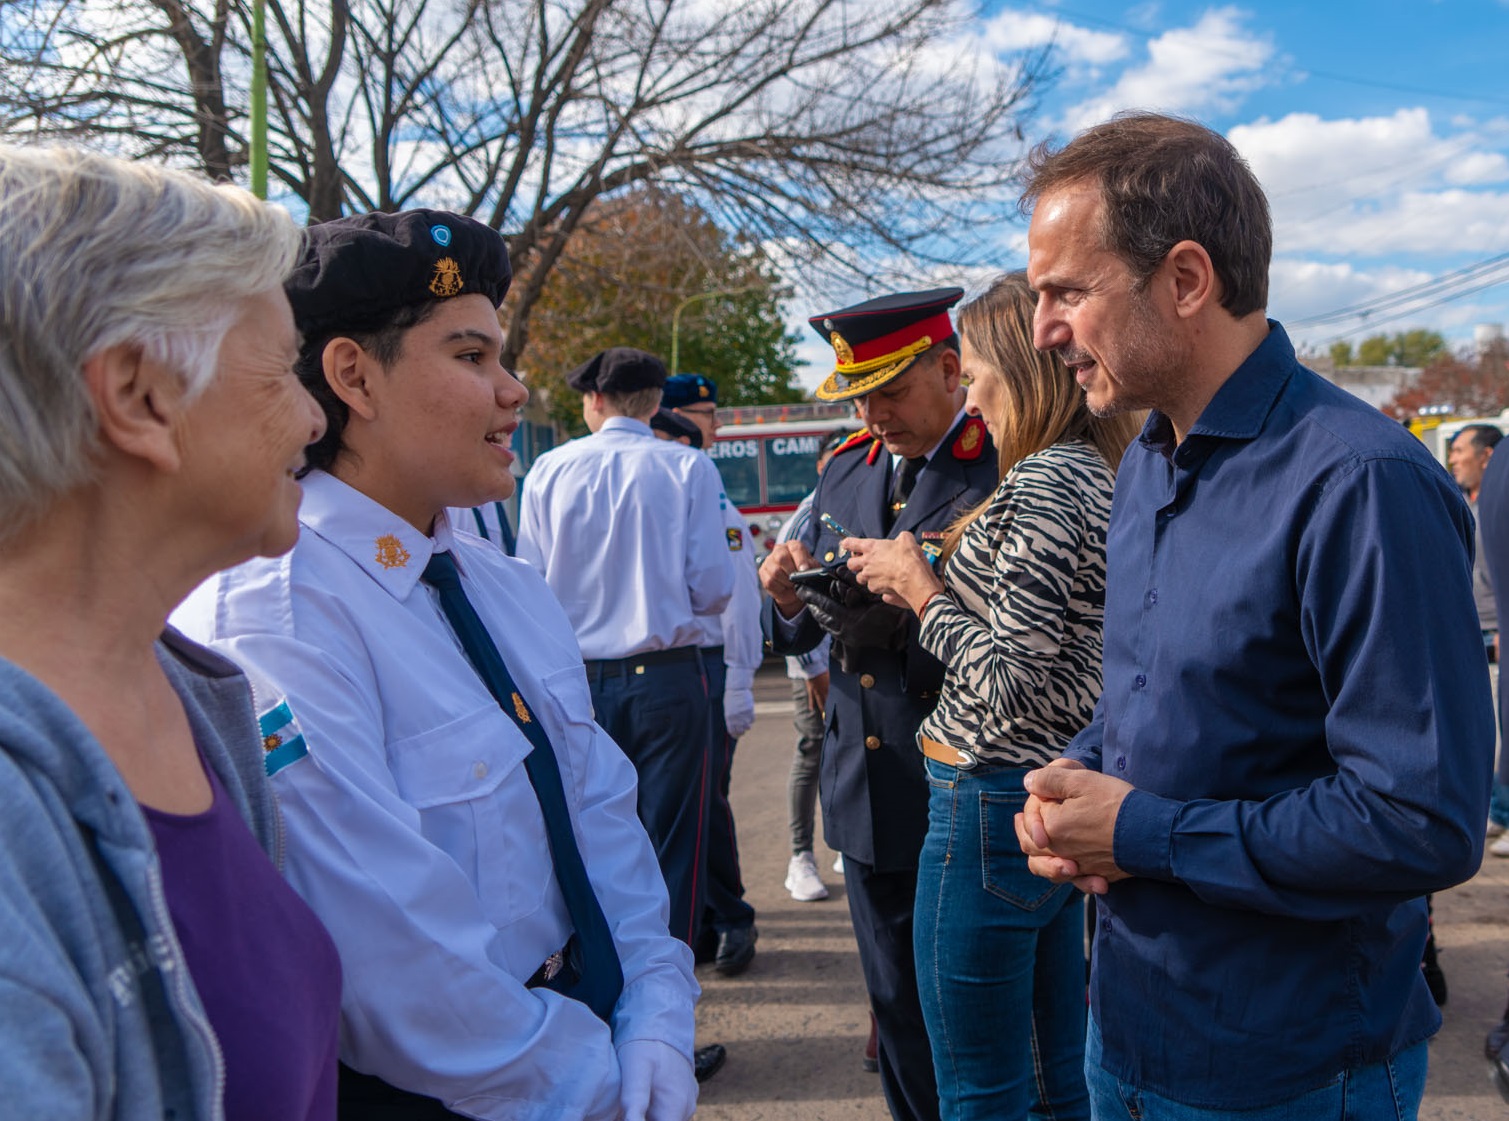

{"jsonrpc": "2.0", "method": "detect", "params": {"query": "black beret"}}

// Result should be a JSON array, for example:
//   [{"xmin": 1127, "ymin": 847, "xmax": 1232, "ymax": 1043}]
[
  {"xmin": 662, "ymin": 373, "xmax": 718, "ymax": 409},
  {"xmin": 649, "ymin": 407, "xmax": 704, "ymax": 448},
  {"xmin": 565, "ymin": 347, "xmax": 668, "ymax": 395},
  {"xmin": 285, "ymin": 209, "xmax": 512, "ymax": 339}
]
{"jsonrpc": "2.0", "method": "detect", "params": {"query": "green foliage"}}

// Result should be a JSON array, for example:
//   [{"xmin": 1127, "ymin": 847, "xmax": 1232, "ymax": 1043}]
[
  {"xmin": 1328, "ymin": 341, "xmax": 1354, "ymax": 367},
  {"xmin": 1354, "ymin": 329, "xmax": 1448, "ymax": 368},
  {"xmin": 515, "ymin": 187, "xmax": 805, "ymax": 435}
]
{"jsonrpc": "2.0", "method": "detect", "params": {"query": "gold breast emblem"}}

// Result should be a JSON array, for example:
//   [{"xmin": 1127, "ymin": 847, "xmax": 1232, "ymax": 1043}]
[
  {"xmin": 831, "ymin": 332, "xmax": 854, "ymax": 366},
  {"xmin": 375, "ymin": 534, "xmax": 412, "ymax": 570},
  {"xmin": 428, "ymin": 256, "xmax": 464, "ymax": 297}
]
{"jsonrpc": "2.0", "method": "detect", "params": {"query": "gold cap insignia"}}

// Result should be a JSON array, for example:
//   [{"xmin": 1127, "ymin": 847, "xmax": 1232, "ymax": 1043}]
[
  {"xmin": 831, "ymin": 332, "xmax": 854, "ymax": 365},
  {"xmin": 428, "ymin": 256, "xmax": 464, "ymax": 297},
  {"xmin": 375, "ymin": 534, "xmax": 412, "ymax": 570}
]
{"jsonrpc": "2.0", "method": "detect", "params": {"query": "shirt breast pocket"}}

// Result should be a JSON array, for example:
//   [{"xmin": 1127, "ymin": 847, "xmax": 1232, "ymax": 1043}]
[{"xmin": 387, "ymin": 704, "xmax": 553, "ymax": 927}]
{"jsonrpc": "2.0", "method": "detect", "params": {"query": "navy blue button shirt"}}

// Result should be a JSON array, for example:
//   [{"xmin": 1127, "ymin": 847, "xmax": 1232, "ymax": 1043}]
[{"xmin": 1069, "ymin": 323, "xmax": 1492, "ymax": 1108}]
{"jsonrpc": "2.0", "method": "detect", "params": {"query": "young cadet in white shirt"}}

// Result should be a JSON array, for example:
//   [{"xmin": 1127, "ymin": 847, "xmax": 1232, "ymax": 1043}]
[{"xmin": 174, "ymin": 211, "xmax": 699, "ymax": 1121}]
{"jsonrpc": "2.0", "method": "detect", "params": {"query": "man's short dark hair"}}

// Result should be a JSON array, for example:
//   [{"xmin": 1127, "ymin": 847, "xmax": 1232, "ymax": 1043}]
[
  {"xmin": 1456, "ymin": 423, "xmax": 1503, "ymax": 452},
  {"xmin": 1020, "ymin": 112, "xmax": 1272, "ymax": 318}
]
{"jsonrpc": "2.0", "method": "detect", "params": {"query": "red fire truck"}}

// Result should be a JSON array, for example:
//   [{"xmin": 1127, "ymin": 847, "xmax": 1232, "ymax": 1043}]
[{"xmin": 709, "ymin": 403, "xmax": 860, "ymax": 558}]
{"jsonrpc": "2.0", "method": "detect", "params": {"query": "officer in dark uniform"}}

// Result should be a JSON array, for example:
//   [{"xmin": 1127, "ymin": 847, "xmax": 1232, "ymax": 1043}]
[{"xmin": 760, "ymin": 289, "xmax": 995, "ymax": 1121}]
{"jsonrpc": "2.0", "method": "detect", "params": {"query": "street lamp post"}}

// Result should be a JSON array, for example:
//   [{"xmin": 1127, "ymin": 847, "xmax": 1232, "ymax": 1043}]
[
  {"xmin": 670, "ymin": 284, "xmax": 761, "ymax": 376},
  {"xmin": 249, "ymin": 0, "xmax": 268, "ymax": 199}
]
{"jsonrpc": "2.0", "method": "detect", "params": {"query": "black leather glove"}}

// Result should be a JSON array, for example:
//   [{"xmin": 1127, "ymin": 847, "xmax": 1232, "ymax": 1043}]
[{"xmin": 793, "ymin": 578, "xmax": 911, "ymax": 652}]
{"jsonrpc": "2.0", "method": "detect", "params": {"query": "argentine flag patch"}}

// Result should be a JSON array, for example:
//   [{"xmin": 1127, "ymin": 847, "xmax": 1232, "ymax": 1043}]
[{"xmin": 258, "ymin": 700, "xmax": 308, "ymax": 777}]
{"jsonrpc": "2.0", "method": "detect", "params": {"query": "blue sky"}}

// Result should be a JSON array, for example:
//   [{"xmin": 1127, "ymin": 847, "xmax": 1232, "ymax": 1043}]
[{"xmin": 789, "ymin": 0, "xmax": 1509, "ymax": 389}]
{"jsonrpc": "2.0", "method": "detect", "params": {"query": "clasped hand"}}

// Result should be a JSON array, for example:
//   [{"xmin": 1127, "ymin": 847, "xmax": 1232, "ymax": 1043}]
[{"xmin": 1015, "ymin": 759, "xmax": 1134, "ymax": 894}]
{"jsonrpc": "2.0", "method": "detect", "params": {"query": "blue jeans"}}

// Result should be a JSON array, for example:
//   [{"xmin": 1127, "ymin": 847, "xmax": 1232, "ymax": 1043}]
[
  {"xmin": 914, "ymin": 758, "xmax": 1089, "ymax": 1121},
  {"xmin": 1085, "ymin": 1018, "xmax": 1428, "ymax": 1120}
]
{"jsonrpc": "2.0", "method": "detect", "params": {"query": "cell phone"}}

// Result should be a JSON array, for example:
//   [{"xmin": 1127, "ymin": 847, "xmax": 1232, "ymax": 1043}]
[{"xmin": 789, "ymin": 567, "xmax": 838, "ymax": 591}]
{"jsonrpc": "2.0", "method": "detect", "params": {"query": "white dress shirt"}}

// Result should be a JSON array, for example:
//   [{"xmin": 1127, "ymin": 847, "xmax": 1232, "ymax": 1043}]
[
  {"xmin": 515, "ymin": 416, "xmax": 735, "ymax": 660},
  {"xmin": 174, "ymin": 471, "xmax": 697, "ymax": 1121},
  {"xmin": 696, "ymin": 502, "xmax": 764, "ymax": 695}
]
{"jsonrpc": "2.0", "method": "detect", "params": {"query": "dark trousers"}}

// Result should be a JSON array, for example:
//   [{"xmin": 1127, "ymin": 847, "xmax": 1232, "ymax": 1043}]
[
  {"xmin": 338, "ymin": 1064, "xmax": 465, "ymax": 1119},
  {"xmin": 703, "ymin": 653, "xmax": 755, "ymax": 934},
  {"xmin": 587, "ymin": 650, "xmax": 711, "ymax": 946},
  {"xmin": 844, "ymin": 855, "xmax": 941, "ymax": 1121}
]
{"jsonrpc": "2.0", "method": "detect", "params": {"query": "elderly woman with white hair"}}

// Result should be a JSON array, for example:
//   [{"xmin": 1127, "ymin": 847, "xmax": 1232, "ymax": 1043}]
[{"xmin": 0, "ymin": 146, "xmax": 338, "ymax": 1120}]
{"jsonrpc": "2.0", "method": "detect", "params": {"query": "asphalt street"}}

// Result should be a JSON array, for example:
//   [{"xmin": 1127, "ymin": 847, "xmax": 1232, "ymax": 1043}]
[{"xmin": 689, "ymin": 663, "xmax": 1509, "ymax": 1120}]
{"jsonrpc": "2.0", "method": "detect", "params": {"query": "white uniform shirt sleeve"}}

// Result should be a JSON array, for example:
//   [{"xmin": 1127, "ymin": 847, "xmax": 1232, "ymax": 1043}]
[
  {"xmin": 687, "ymin": 456, "xmax": 737, "ymax": 617},
  {"xmin": 718, "ymin": 505, "xmax": 764, "ymax": 690}
]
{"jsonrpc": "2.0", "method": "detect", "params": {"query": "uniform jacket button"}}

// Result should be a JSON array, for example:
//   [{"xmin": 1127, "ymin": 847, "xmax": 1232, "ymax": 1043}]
[
  {"xmin": 860, "ymin": 673, "xmax": 876, "ymax": 688},
  {"xmin": 864, "ymin": 736, "xmax": 881, "ymax": 750}
]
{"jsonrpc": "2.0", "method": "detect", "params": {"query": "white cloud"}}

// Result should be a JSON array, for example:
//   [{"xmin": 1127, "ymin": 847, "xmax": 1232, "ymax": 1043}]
[
  {"xmin": 1229, "ymin": 110, "xmax": 1509, "ymax": 257},
  {"xmin": 978, "ymin": 10, "xmax": 1128, "ymax": 67},
  {"xmin": 1062, "ymin": 7, "xmax": 1275, "ymax": 131}
]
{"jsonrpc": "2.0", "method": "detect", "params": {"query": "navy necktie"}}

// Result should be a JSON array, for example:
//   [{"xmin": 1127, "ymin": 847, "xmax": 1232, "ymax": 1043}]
[
  {"xmin": 886, "ymin": 455, "xmax": 926, "ymax": 530},
  {"xmin": 422, "ymin": 550, "xmax": 623, "ymax": 1021}
]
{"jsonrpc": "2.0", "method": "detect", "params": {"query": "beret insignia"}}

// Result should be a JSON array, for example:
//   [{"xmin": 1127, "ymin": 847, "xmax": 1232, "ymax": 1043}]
[{"xmin": 429, "ymin": 257, "xmax": 464, "ymax": 298}]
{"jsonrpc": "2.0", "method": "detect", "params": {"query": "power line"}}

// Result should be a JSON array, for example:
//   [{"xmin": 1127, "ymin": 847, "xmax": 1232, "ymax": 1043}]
[{"xmin": 1289, "ymin": 253, "xmax": 1509, "ymax": 328}]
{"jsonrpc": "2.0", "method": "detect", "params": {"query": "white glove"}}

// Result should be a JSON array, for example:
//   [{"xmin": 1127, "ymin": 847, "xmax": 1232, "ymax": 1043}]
[
  {"xmin": 617, "ymin": 1039, "xmax": 697, "ymax": 1121},
  {"xmin": 723, "ymin": 685, "xmax": 756, "ymax": 738}
]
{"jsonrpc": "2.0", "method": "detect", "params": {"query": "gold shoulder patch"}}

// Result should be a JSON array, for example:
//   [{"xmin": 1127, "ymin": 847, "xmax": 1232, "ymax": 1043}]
[{"xmin": 726, "ymin": 526, "xmax": 744, "ymax": 551}]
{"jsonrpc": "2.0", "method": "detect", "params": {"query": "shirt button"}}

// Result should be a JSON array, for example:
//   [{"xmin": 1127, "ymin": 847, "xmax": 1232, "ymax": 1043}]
[
  {"xmin": 1101, "ymin": 917, "xmax": 1112, "ymax": 933},
  {"xmin": 473, "ymin": 761, "xmax": 488, "ymax": 780},
  {"xmin": 1134, "ymin": 674, "xmax": 1146, "ymax": 689},
  {"xmin": 860, "ymin": 674, "xmax": 876, "ymax": 688},
  {"xmin": 1116, "ymin": 756, "xmax": 1126, "ymax": 771},
  {"xmin": 865, "ymin": 736, "xmax": 881, "ymax": 750},
  {"xmin": 1147, "ymin": 589, "xmax": 1158, "ymax": 605}
]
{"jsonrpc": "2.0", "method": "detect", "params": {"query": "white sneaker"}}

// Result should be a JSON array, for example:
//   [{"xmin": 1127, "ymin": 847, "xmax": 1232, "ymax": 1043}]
[
  {"xmin": 1491, "ymin": 819, "xmax": 1506, "ymax": 839},
  {"xmin": 833, "ymin": 853, "xmax": 844, "ymax": 875},
  {"xmin": 785, "ymin": 852, "xmax": 829, "ymax": 901},
  {"xmin": 1493, "ymin": 834, "xmax": 1509, "ymax": 858}
]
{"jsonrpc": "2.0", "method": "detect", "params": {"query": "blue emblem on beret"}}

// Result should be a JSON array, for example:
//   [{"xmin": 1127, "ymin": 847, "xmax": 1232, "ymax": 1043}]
[{"xmin": 431, "ymin": 224, "xmax": 453, "ymax": 247}]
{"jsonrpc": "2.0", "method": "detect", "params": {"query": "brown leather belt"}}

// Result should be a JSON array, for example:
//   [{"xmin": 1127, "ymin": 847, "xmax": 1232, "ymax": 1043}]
[{"xmin": 919, "ymin": 735, "xmax": 978, "ymax": 770}]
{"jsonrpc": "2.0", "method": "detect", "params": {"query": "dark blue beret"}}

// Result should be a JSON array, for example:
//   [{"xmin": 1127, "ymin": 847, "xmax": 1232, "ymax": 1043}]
[
  {"xmin": 662, "ymin": 373, "xmax": 718, "ymax": 409},
  {"xmin": 285, "ymin": 209, "xmax": 511, "ymax": 339},
  {"xmin": 565, "ymin": 347, "xmax": 668, "ymax": 395}
]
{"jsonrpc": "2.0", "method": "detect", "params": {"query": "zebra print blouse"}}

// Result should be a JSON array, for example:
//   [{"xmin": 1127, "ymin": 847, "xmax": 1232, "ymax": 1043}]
[{"xmin": 917, "ymin": 438, "xmax": 1114, "ymax": 768}]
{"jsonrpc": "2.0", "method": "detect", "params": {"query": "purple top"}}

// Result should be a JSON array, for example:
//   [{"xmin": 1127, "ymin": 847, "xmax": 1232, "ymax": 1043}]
[{"xmin": 145, "ymin": 762, "xmax": 341, "ymax": 1121}]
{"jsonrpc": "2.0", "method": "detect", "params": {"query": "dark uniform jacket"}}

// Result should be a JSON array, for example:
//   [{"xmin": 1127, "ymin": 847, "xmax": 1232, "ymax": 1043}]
[{"xmin": 763, "ymin": 414, "xmax": 997, "ymax": 871}]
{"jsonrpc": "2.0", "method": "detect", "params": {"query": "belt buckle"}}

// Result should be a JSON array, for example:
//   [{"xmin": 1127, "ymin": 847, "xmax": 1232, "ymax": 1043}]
[{"xmin": 952, "ymin": 747, "xmax": 978, "ymax": 771}]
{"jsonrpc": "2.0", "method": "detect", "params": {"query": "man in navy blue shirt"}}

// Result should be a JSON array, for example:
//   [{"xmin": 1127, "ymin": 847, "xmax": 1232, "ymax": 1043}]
[{"xmin": 1016, "ymin": 112, "xmax": 1492, "ymax": 1119}]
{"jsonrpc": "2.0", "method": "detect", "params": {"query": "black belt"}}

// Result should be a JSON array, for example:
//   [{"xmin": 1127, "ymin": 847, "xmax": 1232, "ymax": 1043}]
[{"xmin": 584, "ymin": 645, "xmax": 701, "ymax": 675}]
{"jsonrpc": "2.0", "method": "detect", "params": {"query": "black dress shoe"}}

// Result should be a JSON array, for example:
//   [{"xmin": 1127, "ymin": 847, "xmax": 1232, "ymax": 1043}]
[
  {"xmin": 714, "ymin": 925, "xmax": 758, "ymax": 976},
  {"xmin": 694, "ymin": 1043, "xmax": 727, "ymax": 1083}
]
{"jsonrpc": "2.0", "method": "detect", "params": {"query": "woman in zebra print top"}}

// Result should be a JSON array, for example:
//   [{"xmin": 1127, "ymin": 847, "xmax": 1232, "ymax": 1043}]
[{"xmin": 846, "ymin": 272, "xmax": 1140, "ymax": 1121}]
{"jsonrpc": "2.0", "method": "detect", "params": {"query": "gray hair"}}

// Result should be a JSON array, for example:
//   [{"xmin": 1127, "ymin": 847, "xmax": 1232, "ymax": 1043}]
[{"xmin": 0, "ymin": 145, "xmax": 302, "ymax": 528}]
